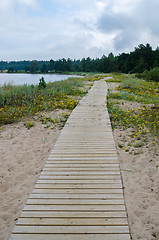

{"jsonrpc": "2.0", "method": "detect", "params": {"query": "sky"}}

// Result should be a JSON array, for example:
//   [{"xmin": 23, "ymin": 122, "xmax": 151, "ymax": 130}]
[{"xmin": 0, "ymin": 0, "xmax": 159, "ymax": 61}]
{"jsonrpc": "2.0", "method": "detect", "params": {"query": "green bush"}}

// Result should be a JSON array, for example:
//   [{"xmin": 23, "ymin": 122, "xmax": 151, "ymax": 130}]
[
  {"xmin": 38, "ymin": 77, "xmax": 46, "ymax": 89},
  {"xmin": 135, "ymin": 71, "xmax": 147, "ymax": 79},
  {"xmin": 145, "ymin": 68, "xmax": 159, "ymax": 82}
]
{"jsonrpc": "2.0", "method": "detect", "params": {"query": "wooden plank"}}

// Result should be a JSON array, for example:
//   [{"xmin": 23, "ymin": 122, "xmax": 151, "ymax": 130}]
[
  {"xmin": 23, "ymin": 205, "xmax": 126, "ymax": 211},
  {"xmin": 27, "ymin": 199, "xmax": 125, "ymax": 205},
  {"xmin": 54, "ymin": 145, "xmax": 116, "ymax": 147},
  {"xmin": 37, "ymin": 179, "xmax": 122, "ymax": 183},
  {"xmin": 54, "ymin": 141, "xmax": 115, "ymax": 143},
  {"xmin": 48, "ymin": 157, "xmax": 118, "ymax": 160},
  {"xmin": 33, "ymin": 187, "xmax": 123, "ymax": 193},
  {"xmin": 54, "ymin": 141, "xmax": 115, "ymax": 142},
  {"xmin": 47, "ymin": 160, "xmax": 119, "ymax": 163},
  {"xmin": 10, "ymin": 233, "xmax": 131, "ymax": 240},
  {"xmin": 46, "ymin": 161, "xmax": 119, "ymax": 164},
  {"xmin": 54, "ymin": 142, "xmax": 116, "ymax": 144},
  {"xmin": 44, "ymin": 163, "xmax": 120, "ymax": 167},
  {"xmin": 50, "ymin": 150, "xmax": 117, "ymax": 153},
  {"xmin": 38, "ymin": 176, "xmax": 121, "ymax": 180},
  {"xmin": 38, "ymin": 178, "xmax": 122, "ymax": 184},
  {"xmin": 52, "ymin": 149, "xmax": 117, "ymax": 152},
  {"xmin": 36, "ymin": 183, "xmax": 122, "ymax": 189},
  {"xmin": 47, "ymin": 160, "xmax": 119, "ymax": 164},
  {"xmin": 17, "ymin": 217, "xmax": 128, "ymax": 226},
  {"xmin": 12, "ymin": 225, "xmax": 129, "ymax": 234},
  {"xmin": 49, "ymin": 153, "xmax": 118, "ymax": 156},
  {"xmin": 53, "ymin": 147, "xmax": 116, "ymax": 150},
  {"xmin": 20, "ymin": 211, "xmax": 128, "ymax": 218},
  {"xmin": 53, "ymin": 149, "xmax": 116, "ymax": 151},
  {"xmin": 41, "ymin": 171, "xmax": 120, "ymax": 175},
  {"xmin": 53, "ymin": 143, "xmax": 115, "ymax": 146},
  {"xmin": 30, "ymin": 192, "xmax": 124, "ymax": 198},
  {"xmin": 43, "ymin": 167, "xmax": 120, "ymax": 171},
  {"xmin": 54, "ymin": 145, "xmax": 115, "ymax": 147}
]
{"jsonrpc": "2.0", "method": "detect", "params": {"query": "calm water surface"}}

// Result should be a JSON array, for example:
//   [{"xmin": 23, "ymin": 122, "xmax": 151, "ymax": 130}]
[{"xmin": 0, "ymin": 73, "xmax": 77, "ymax": 86}]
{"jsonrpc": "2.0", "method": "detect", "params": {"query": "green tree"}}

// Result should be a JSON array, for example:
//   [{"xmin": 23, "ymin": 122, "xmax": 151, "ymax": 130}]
[
  {"xmin": 107, "ymin": 52, "xmax": 118, "ymax": 72},
  {"xmin": 99, "ymin": 55, "xmax": 108, "ymax": 72},
  {"xmin": 30, "ymin": 60, "xmax": 38, "ymax": 73},
  {"xmin": 49, "ymin": 59, "xmax": 55, "ymax": 71},
  {"xmin": 25, "ymin": 66, "xmax": 30, "ymax": 73},
  {"xmin": 153, "ymin": 60, "xmax": 159, "ymax": 68},
  {"xmin": 133, "ymin": 44, "xmax": 154, "ymax": 71},
  {"xmin": 118, "ymin": 53, "xmax": 129, "ymax": 73},
  {"xmin": 41, "ymin": 64, "xmax": 48, "ymax": 73},
  {"xmin": 8, "ymin": 67, "xmax": 14, "ymax": 73},
  {"xmin": 80, "ymin": 58, "xmax": 86, "ymax": 72},
  {"xmin": 133, "ymin": 57, "xmax": 148, "ymax": 73}
]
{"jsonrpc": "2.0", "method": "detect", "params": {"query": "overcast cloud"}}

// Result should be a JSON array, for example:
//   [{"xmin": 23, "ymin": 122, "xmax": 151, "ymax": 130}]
[{"xmin": 0, "ymin": 0, "xmax": 159, "ymax": 60}]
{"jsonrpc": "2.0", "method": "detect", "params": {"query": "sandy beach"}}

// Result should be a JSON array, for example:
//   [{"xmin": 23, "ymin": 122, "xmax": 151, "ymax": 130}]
[
  {"xmin": 0, "ymin": 82, "xmax": 159, "ymax": 240},
  {"xmin": 0, "ymin": 119, "xmax": 61, "ymax": 240}
]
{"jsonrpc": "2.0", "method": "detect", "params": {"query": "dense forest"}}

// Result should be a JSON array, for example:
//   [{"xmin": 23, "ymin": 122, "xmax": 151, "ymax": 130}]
[{"xmin": 0, "ymin": 43, "xmax": 159, "ymax": 74}]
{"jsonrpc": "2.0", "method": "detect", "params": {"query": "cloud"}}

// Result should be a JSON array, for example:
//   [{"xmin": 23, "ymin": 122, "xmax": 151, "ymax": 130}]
[
  {"xmin": 98, "ymin": 13, "xmax": 132, "ymax": 33},
  {"xmin": 0, "ymin": 0, "xmax": 14, "ymax": 10},
  {"xmin": 0, "ymin": 0, "xmax": 38, "ymax": 12},
  {"xmin": 140, "ymin": 0, "xmax": 159, "ymax": 35},
  {"xmin": 113, "ymin": 30, "xmax": 139, "ymax": 51},
  {"xmin": 17, "ymin": 0, "xmax": 38, "ymax": 8},
  {"xmin": 0, "ymin": 0, "xmax": 159, "ymax": 60},
  {"xmin": 96, "ymin": 0, "xmax": 159, "ymax": 52}
]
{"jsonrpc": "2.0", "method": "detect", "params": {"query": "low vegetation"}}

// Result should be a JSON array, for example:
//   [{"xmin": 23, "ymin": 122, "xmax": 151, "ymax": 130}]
[
  {"xmin": 0, "ymin": 75, "xmax": 105, "ymax": 126},
  {"xmin": 136, "ymin": 67, "xmax": 159, "ymax": 82},
  {"xmin": 106, "ymin": 74, "xmax": 159, "ymax": 154}
]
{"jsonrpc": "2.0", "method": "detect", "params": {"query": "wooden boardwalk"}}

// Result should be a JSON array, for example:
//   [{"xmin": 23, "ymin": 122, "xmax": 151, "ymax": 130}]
[{"xmin": 9, "ymin": 80, "xmax": 130, "ymax": 240}]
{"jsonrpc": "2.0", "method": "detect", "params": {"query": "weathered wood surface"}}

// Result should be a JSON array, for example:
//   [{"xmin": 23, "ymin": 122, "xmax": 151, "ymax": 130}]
[{"xmin": 9, "ymin": 80, "xmax": 130, "ymax": 240}]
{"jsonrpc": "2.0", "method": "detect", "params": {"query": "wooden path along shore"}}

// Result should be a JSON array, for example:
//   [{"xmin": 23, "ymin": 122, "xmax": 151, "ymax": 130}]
[{"xmin": 9, "ymin": 79, "xmax": 131, "ymax": 240}]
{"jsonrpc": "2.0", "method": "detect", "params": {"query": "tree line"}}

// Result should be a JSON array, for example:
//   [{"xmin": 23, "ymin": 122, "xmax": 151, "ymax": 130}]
[{"xmin": 0, "ymin": 43, "xmax": 159, "ymax": 74}]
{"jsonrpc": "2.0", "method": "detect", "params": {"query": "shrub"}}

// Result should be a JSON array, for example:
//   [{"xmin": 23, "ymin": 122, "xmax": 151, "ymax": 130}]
[
  {"xmin": 135, "ymin": 71, "xmax": 147, "ymax": 79},
  {"xmin": 145, "ymin": 68, "xmax": 159, "ymax": 82},
  {"xmin": 38, "ymin": 77, "xmax": 46, "ymax": 89}
]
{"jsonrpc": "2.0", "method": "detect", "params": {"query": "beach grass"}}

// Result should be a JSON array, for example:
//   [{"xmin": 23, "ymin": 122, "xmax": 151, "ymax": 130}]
[
  {"xmin": 0, "ymin": 75, "xmax": 106, "ymax": 125},
  {"xmin": 106, "ymin": 74, "xmax": 159, "ymax": 137}
]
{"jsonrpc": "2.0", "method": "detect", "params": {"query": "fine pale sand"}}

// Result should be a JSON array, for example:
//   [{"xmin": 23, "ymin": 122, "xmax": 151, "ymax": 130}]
[
  {"xmin": 0, "ymin": 120, "xmax": 61, "ymax": 240},
  {"xmin": 0, "ymin": 82, "xmax": 159, "ymax": 240},
  {"xmin": 114, "ymin": 128, "xmax": 159, "ymax": 240}
]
